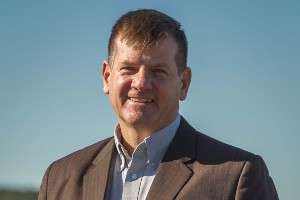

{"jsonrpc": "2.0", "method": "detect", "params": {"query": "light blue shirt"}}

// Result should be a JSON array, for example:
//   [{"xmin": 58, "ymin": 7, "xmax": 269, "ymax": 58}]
[{"xmin": 109, "ymin": 114, "xmax": 181, "ymax": 200}]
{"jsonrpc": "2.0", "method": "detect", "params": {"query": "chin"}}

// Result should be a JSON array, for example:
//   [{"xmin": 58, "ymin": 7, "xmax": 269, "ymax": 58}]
[{"xmin": 123, "ymin": 114, "xmax": 156, "ymax": 126}]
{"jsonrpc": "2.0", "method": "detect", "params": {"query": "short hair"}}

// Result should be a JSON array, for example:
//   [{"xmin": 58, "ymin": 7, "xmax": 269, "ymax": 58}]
[{"xmin": 108, "ymin": 9, "xmax": 188, "ymax": 75}]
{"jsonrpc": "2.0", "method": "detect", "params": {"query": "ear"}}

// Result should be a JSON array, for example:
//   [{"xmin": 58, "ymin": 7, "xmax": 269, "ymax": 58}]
[
  {"xmin": 179, "ymin": 67, "xmax": 192, "ymax": 101},
  {"xmin": 102, "ymin": 60, "xmax": 111, "ymax": 94}
]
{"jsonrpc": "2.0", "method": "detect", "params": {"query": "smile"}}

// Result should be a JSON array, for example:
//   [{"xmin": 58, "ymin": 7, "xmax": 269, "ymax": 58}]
[{"xmin": 129, "ymin": 98, "xmax": 154, "ymax": 103}]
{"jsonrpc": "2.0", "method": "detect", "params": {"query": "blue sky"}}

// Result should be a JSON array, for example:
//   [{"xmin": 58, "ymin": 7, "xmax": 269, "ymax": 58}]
[{"xmin": 0, "ymin": 0, "xmax": 299, "ymax": 199}]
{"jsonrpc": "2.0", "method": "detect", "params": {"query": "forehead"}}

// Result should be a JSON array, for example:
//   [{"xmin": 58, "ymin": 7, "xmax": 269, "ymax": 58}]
[{"xmin": 113, "ymin": 36, "xmax": 178, "ymax": 65}]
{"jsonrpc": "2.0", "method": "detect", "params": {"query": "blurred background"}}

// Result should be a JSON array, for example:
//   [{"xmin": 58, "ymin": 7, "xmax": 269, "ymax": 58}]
[{"xmin": 1, "ymin": 0, "xmax": 299, "ymax": 199}]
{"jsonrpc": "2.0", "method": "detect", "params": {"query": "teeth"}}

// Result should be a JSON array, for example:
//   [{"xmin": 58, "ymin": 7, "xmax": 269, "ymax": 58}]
[{"xmin": 130, "ymin": 98, "xmax": 153, "ymax": 103}]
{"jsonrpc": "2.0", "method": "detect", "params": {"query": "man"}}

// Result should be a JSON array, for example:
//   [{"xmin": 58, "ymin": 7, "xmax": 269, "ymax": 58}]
[{"xmin": 38, "ymin": 9, "xmax": 278, "ymax": 200}]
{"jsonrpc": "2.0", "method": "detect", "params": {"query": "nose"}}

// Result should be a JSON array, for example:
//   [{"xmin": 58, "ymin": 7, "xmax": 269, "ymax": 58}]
[{"xmin": 131, "ymin": 68, "xmax": 152, "ymax": 91}]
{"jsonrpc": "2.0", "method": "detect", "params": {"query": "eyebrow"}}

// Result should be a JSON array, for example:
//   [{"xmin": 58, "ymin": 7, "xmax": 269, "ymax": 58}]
[
  {"xmin": 151, "ymin": 63, "xmax": 169, "ymax": 69},
  {"xmin": 121, "ymin": 61, "xmax": 136, "ymax": 67},
  {"xmin": 121, "ymin": 60, "xmax": 169, "ymax": 69}
]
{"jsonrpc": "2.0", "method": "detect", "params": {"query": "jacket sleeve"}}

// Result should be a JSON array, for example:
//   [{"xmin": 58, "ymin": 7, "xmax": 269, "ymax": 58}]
[
  {"xmin": 235, "ymin": 155, "xmax": 279, "ymax": 200},
  {"xmin": 38, "ymin": 163, "xmax": 54, "ymax": 200}
]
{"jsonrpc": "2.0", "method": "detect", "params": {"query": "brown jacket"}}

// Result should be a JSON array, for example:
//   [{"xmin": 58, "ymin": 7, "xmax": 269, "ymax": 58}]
[{"xmin": 38, "ymin": 118, "xmax": 278, "ymax": 200}]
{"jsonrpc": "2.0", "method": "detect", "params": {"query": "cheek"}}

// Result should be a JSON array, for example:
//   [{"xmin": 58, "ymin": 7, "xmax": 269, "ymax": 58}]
[
  {"xmin": 157, "ymin": 82, "xmax": 181, "ymax": 101},
  {"xmin": 111, "ymin": 76, "xmax": 131, "ymax": 96}
]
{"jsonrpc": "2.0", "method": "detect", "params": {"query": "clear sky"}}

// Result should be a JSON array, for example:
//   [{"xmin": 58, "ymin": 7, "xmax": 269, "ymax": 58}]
[{"xmin": 0, "ymin": 0, "xmax": 299, "ymax": 199}]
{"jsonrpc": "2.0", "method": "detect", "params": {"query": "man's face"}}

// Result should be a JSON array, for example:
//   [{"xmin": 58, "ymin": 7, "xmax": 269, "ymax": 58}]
[{"xmin": 102, "ymin": 36, "xmax": 191, "ymax": 134}]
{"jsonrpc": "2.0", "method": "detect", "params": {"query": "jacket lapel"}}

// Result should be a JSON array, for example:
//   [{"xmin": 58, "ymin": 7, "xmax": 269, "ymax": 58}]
[
  {"xmin": 83, "ymin": 138, "xmax": 115, "ymax": 200},
  {"xmin": 146, "ymin": 118, "xmax": 197, "ymax": 199}
]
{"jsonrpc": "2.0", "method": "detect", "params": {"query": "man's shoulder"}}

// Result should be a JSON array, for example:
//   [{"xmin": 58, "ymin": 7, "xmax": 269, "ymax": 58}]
[
  {"xmin": 49, "ymin": 137, "xmax": 114, "ymax": 172},
  {"xmin": 195, "ymin": 131, "xmax": 254, "ymax": 161},
  {"xmin": 179, "ymin": 117, "xmax": 254, "ymax": 162}
]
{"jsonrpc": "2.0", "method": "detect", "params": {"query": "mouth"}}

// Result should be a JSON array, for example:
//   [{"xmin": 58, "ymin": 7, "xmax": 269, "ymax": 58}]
[{"xmin": 129, "ymin": 97, "xmax": 154, "ymax": 103}]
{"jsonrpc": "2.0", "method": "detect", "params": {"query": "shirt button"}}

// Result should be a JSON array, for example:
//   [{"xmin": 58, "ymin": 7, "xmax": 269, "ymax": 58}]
[
  {"xmin": 131, "ymin": 173, "xmax": 137, "ymax": 180},
  {"xmin": 151, "ymin": 162, "xmax": 156, "ymax": 168}
]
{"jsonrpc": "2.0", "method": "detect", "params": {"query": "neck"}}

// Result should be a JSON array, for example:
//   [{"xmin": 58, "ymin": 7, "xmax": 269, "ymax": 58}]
[
  {"xmin": 119, "ymin": 124, "xmax": 153, "ymax": 156},
  {"xmin": 118, "ymin": 114, "xmax": 178, "ymax": 156}
]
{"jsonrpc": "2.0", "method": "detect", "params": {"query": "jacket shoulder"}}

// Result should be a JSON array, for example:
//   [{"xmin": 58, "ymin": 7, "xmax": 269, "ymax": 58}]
[
  {"xmin": 195, "ymin": 131, "xmax": 254, "ymax": 162},
  {"xmin": 179, "ymin": 117, "xmax": 254, "ymax": 163},
  {"xmin": 50, "ymin": 137, "xmax": 114, "ymax": 173}
]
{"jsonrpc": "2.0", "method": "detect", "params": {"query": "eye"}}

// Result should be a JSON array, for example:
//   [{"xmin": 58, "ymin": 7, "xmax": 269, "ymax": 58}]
[
  {"xmin": 154, "ymin": 68, "xmax": 166, "ymax": 73},
  {"xmin": 120, "ymin": 66, "xmax": 136, "ymax": 74},
  {"xmin": 121, "ymin": 66, "xmax": 135, "ymax": 71},
  {"xmin": 153, "ymin": 68, "xmax": 168, "ymax": 75}
]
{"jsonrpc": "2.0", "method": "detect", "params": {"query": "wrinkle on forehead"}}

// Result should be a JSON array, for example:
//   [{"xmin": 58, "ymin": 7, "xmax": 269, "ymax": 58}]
[
  {"xmin": 121, "ymin": 40, "xmax": 174, "ymax": 61},
  {"xmin": 111, "ymin": 36, "xmax": 179, "ymax": 75}
]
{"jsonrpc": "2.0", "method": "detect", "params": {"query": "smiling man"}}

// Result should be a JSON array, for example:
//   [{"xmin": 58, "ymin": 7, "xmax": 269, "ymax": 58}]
[
  {"xmin": 39, "ymin": 9, "xmax": 278, "ymax": 200},
  {"xmin": 102, "ymin": 35, "xmax": 190, "ymax": 156}
]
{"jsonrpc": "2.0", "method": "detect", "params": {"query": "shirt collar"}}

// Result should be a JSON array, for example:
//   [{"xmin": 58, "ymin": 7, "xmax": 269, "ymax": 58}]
[
  {"xmin": 144, "ymin": 114, "xmax": 181, "ymax": 164},
  {"xmin": 114, "ymin": 125, "xmax": 130, "ymax": 171},
  {"xmin": 114, "ymin": 114, "xmax": 181, "ymax": 172}
]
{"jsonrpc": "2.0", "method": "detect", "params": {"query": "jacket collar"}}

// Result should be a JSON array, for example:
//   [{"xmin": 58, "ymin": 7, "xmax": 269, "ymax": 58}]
[
  {"xmin": 146, "ymin": 117, "xmax": 197, "ymax": 199},
  {"xmin": 83, "ymin": 138, "xmax": 115, "ymax": 200}
]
